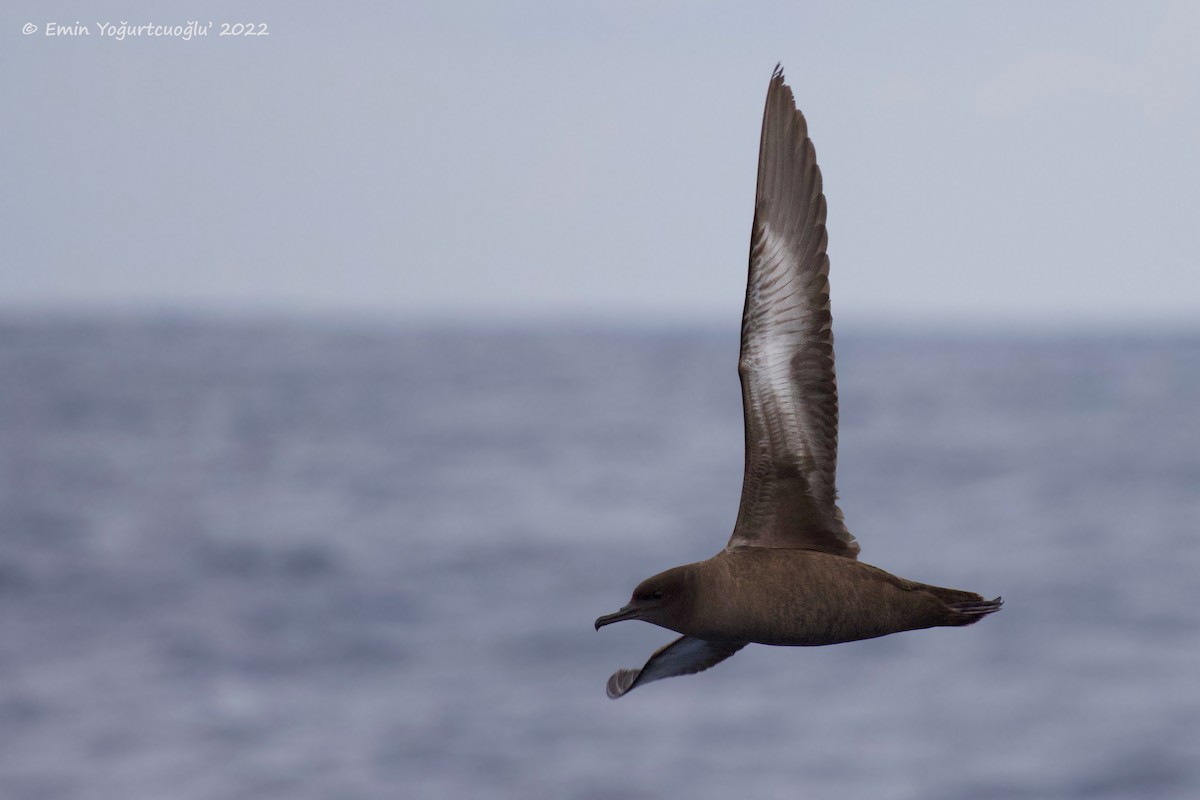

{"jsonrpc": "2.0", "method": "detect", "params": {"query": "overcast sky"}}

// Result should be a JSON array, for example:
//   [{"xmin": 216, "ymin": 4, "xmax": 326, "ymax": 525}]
[{"xmin": 3, "ymin": 1, "xmax": 1198, "ymax": 328}]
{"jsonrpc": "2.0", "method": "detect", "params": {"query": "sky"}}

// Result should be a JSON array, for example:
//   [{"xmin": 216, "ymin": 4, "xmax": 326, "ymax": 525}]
[{"xmin": 2, "ymin": 1, "xmax": 1198, "ymax": 328}]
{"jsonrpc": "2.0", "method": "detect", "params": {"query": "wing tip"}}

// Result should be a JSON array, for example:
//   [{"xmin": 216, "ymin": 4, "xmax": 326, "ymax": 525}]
[
  {"xmin": 767, "ymin": 63, "xmax": 795, "ymax": 108},
  {"xmin": 758, "ymin": 64, "xmax": 811, "ymax": 198},
  {"xmin": 767, "ymin": 63, "xmax": 800, "ymax": 106},
  {"xmin": 605, "ymin": 668, "xmax": 640, "ymax": 699}
]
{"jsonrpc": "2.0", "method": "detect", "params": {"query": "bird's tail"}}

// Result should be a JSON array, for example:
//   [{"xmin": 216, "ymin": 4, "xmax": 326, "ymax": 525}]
[
  {"xmin": 944, "ymin": 593, "xmax": 1003, "ymax": 625},
  {"xmin": 913, "ymin": 582, "xmax": 1003, "ymax": 626}
]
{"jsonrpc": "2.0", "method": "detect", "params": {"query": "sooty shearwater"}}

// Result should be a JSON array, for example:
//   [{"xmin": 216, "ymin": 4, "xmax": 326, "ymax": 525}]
[{"xmin": 594, "ymin": 66, "xmax": 1002, "ymax": 699}]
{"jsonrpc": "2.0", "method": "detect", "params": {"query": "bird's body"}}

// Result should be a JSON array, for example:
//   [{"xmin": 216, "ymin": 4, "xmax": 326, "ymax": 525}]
[
  {"xmin": 595, "ymin": 66, "xmax": 1000, "ymax": 698},
  {"xmin": 645, "ymin": 549, "xmax": 991, "ymax": 648}
]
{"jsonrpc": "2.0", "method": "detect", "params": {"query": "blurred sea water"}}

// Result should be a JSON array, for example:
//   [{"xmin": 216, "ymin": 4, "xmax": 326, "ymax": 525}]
[{"xmin": 1, "ymin": 317, "xmax": 1198, "ymax": 799}]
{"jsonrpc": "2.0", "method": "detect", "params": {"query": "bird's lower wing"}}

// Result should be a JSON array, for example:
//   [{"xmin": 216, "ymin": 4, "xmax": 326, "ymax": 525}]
[{"xmin": 605, "ymin": 636, "xmax": 748, "ymax": 699}]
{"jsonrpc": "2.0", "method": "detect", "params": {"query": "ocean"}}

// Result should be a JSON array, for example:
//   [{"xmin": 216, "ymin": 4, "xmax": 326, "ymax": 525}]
[{"xmin": 1, "ymin": 318, "xmax": 1197, "ymax": 799}]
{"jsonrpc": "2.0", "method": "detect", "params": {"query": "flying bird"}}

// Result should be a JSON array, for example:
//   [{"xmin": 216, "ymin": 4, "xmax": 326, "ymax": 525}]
[{"xmin": 594, "ymin": 66, "xmax": 1001, "ymax": 699}]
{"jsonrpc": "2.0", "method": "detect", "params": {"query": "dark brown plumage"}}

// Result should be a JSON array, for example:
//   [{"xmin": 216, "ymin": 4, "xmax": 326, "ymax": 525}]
[{"xmin": 594, "ymin": 66, "xmax": 1001, "ymax": 699}]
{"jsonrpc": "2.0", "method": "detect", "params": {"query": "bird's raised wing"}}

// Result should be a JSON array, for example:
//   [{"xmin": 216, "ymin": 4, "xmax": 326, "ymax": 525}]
[
  {"xmin": 605, "ymin": 636, "xmax": 747, "ymax": 699},
  {"xmin": 726, "ymin": 67, "xmax": 860, "ymax": 559}
]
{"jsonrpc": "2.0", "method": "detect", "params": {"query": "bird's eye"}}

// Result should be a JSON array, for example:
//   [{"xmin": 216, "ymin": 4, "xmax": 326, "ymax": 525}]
[{"xmin": 651, "ymin": 591, "xmax": 664, "ymax": 600}]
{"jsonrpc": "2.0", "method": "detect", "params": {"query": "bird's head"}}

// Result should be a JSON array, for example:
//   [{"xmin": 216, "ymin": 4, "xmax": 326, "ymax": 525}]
[{"xmin": 595, "ymin": 566, "xmax": 693, "ymax": 632}]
